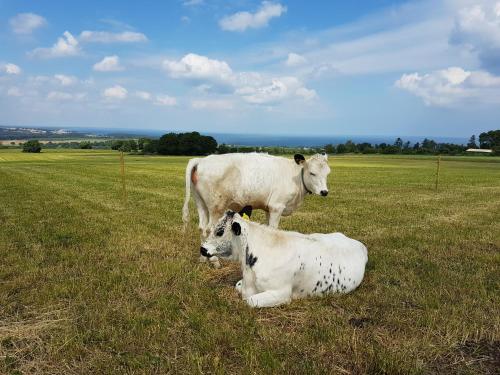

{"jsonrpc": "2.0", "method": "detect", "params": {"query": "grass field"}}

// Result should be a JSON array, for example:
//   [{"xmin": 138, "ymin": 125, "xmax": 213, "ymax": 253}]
[{"xmin": 0, "ymin": 149, "xmax": 499, "ymax": 374}]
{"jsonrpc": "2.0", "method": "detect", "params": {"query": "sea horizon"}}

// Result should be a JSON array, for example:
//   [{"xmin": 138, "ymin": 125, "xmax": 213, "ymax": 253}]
[{"xmin": 0, "ymin": 125, "xmax": 469, "ymax": 147}]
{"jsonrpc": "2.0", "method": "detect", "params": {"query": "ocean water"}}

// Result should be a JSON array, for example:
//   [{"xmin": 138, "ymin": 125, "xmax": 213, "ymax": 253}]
[
  {"xmin": 96, "ymin": 128, "xmax": 467, "ymax": 147},
  {"xmin": 5, "ymin": 126, "xmax": 468, "ymax": 147}
]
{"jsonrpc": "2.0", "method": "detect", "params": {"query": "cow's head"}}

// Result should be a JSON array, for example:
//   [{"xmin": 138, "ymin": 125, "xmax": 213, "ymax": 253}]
[
  {"xmin": 295, "ymin": 153, "xmax": 331, "ymax": 196},
  {"xmin": 200, "ymin": 208, "xmax": 250, "ymax": 261}
]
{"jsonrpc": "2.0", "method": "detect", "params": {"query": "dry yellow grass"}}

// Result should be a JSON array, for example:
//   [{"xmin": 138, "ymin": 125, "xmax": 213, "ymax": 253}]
[{"xmin": 0, "ymin": 149, "xmax": 499, "ymax": 374}]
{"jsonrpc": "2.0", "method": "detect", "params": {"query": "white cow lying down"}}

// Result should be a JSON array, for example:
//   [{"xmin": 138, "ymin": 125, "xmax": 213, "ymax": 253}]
[{"xmin": 200, "ymin": 211, "xmax": 368, "ymax": 308}]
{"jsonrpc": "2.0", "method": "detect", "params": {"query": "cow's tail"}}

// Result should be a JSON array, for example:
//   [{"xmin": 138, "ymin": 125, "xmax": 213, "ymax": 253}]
[{"xmin": 182, "ymin": 158, "xmax": 199, "ymax": 230}]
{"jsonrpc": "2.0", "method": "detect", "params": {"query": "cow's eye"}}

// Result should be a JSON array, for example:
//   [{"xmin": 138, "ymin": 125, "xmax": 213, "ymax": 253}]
[
  {"xmin": 215, "ymin": 228, "xmax": 224, "ymax": 237},
  {"xmin": 310, "ymin": 172, "xmax": 316, "ymax": 176}
]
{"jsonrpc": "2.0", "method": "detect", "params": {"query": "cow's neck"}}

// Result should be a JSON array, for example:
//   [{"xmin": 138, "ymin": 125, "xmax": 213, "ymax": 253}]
[{"xmin": 300, "ymin": 168, "xmax": 312, "ymax": 195}]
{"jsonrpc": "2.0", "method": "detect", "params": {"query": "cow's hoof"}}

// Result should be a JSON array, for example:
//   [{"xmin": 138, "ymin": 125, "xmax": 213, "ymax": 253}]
[
  {"xmin": 198, "ymin": 255, "xmax": 208, "ymax": 263},
  {"xmin": 235, "ymin": 279, "xmax": 243, "ymax": 294},
  {"xmin": 209, "ymin": 257, "xmax": 221, "ymax": 269}
]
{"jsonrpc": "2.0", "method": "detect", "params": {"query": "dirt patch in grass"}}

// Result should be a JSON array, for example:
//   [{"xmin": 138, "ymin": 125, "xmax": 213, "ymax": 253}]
[
  {"xmin": 430, "ymin": 339, "xmax": 500, "ymax": 374},
  {"xmin": 0, "ymin": 306, "xmax": 69, "ymax": 374}
]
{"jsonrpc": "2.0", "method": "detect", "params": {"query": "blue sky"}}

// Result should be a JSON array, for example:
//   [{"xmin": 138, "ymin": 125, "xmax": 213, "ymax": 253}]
[{"xmin": 1, "ymin": 0, "xmax": 500, "ymax": 137}]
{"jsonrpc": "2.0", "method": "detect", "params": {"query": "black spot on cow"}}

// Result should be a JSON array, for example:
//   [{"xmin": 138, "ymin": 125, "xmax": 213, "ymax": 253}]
[
  {"xmin": 294, "ymin": 153, "xmax": 306, "ymax": 165},
  {"xmin": 231, "ymin": 222, "xmax": 241, "ymax": 235},
  {"xmin": 245, "ymin": 245, "xmax": 257, "ymax": 268},
  {"xmin": 329, "ymin": 268, "xmax": 332, "ymax": 274},
  {"xmin": 316, "ymin": 281, "xmax": 321, "ymax": 286},
  {"xmin": 238, "ymin": 205, "xmax": 253, "ymax": 218}
]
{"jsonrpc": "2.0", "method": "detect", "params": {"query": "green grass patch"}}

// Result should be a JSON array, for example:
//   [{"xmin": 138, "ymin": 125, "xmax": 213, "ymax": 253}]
[{"xmin": 1, "ymin": 149, "xmax": 499, "ymax": 374}]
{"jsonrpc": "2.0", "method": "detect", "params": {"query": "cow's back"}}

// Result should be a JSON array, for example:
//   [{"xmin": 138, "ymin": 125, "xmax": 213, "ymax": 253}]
[{"xmin": 195, "ymin": 153, "xmax": 297, "ymax": 209}]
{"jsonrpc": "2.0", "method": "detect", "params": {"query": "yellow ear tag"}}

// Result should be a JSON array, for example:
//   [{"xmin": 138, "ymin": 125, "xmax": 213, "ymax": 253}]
[{"xmin": 242, "ymin": 213, "xmax": 250, "ymax": 221}]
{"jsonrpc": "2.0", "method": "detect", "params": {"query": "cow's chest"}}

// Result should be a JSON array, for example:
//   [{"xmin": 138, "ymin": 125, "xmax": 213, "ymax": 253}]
[{"xmin": 282, "ymin": 193, "xmax": 304, "ymax": 215}]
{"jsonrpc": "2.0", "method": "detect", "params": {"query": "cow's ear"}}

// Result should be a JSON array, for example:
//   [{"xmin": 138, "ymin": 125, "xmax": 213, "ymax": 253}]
[
  {"xmin": 294, "ymin": 154, "xmax": 306, "ymax": 165},
  {"xmin": 231, "ymin": 222, "xmax": 241, "ymax": 236},
  {"xmin": 238, "ymin": 205, "xmax": 252, "ymax": 218}
]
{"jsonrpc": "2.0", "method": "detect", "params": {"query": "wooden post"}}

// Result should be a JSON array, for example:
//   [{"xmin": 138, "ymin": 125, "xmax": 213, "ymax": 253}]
[
  {"xmin": 120, "ymin": 151, "xmax": 127, "ymax": 203},
  {"xmin": 435, "ymin": 155, "xmax": 441, "ymax": 191}
]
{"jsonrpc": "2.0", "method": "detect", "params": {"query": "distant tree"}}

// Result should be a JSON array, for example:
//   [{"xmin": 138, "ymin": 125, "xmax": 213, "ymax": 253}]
[
  {"xmin": 80, "ymin": 141, "xmax": 92, "ymax": 149},
  {"xmin": 137, "ymin": 137, "xmax": 151, "ymax": 150},
  {"xmin": 394, "ymin": 137, "xmax": 403, "ymax": 150},
  {"xmin": 479, "ymin": 130, "xmax": 500, "ymax": 150},
  {"xmin": 422, "ymin": 138, "xmax": 437, "ymax": 153},
  {"xmin": 128, "ymin": 139, "xmax": 138, "ymax": 151},
  {"xmin": 356, "ymin": 142, "xmax": 372, "ymax": 153},
  {"xmin": 143, "ymin": 139, "xmax": 159, "ymax": 154},
  {"xmin": 467, "ymin": 135, "xmax": 477, "ymax": 149},
  {"xmin": 324, "ymin": 144, "xmax": 335, "ymax": 154},
  {"xmin": 336, "ymin": 143, "xmax": 347, "ymax": 154},
  {"xmin": 157, "ymin": 132, "xmax": 217, "ymax": 156},
  {"xmin": 344, "ymin": 140, "xmax": 357, "ymax": 153},
  {"xmin": 217, "ymin": 144, "xmax": 231, "ymax": 154},
  {"xmin": 111, "ymin": 140, "xmax": 125, "ymax": 150},
  {"xmin": 10, "ymin": 141, "xmax": 15, "ymax": 145},
  {"xmin": 22, "ymin": 140, "xmax": 42, "ymax": 153}
]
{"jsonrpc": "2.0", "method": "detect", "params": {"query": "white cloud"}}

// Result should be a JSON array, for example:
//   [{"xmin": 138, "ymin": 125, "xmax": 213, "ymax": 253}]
[
  {"xmin": 54, "ymin": 74, "xmax": 77, "ymax": 86},
  {"xmin": 285, "ymin": 53, "xmax": 307, "ymax": 67},
  {"xmin": 183, "ymin": 0, "xmax": 204, "ymax": 6},
  {"xmin": 162, "ymin": 53, "xmax": 233, "ymax": 83},
  {"xmin": 47, "ymin": 91, "xmax": 74, "ymax": 101},
  {"xmin": 7, "ymin": 87, "xmax": 22, "ymax": 97},
  {"xmin": 30, "ymin": 31, "xmax": 81, "ymax": 58},
  {"xmin": 93, "ymin": 55, "xmax": 124, "ymax": 72},
  {"xmin": 135, "ymin": 91, "xmax": 152, "ymax": 100},
  {"xmin": 9, "ymin": 13, "xmax": 47, "ymax": 35},
  {"xmin": 295, "ymin": 87, "xmax": 317, "ymax": 100},
  {"xmin": 191, "ymin": 99, "xmax": 233, "ymax": 110},
  {"xmin": 155, "ymin": 94, "xmax": 177, "ymax": 106},
  {"xmin": 163, "ymin": 53, "xmax": 317, "ymax": 105},
  {"xmin": 3, "ymin": 63, "xmax": 22, "ymax": 75},
  {"xmin": 102, "ymin": 85, "xmax": 128, "ymax": 100},
  {"xmin": 236, "ymin": 76, "xmax": 315, "ymax": 104},
  {"xmin": 79, "ymin": 31, "xmax": 147, "ymax": 43},
  {"xmin": 47, "ymin": 91, "xmax": 86, "ymax": 101},
  {"xmin": 450, "ymin": 1, "xmax": 500, "ymax": 73},
  {"xmin": 219, "ymin": 1, "xmax": 286, "ymax": 32},
  {"xmin": 395, "ymin": 66, "xmax": 500, "ymax": 106}
]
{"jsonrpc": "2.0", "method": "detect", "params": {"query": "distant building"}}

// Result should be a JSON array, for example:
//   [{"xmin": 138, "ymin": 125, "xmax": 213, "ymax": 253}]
[{"xmin": 466, "ymin": 148, "xmax": 492, "ymax": 153}]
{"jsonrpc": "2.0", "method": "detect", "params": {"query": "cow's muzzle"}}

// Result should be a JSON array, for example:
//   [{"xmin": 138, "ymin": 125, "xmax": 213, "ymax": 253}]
[
  {"xmin": 320, "ymin": 190, "xmax": 329, "ymax": 197},
  {"xmin": 200, "ymin": 246, "xmax": 211, "ymax": 258}
]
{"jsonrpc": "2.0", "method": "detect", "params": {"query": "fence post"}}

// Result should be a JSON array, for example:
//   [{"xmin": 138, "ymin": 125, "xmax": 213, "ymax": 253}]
[
  {"xmin": 120, "ymin": 151, "xmax": 127, "ymax": 203},
  {"xmin": 435, "ymin": 155, "xmax": 441, "ymax": 191}
]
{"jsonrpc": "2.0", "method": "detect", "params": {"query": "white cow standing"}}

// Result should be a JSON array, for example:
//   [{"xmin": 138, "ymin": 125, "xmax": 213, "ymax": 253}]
[
  {"xmin": 200, "ymin": 211, "xmax": 368, "ymax": 308},
  {"xmin": 182, "ymin": 153, "xmax": 330, "ymax": 236}
]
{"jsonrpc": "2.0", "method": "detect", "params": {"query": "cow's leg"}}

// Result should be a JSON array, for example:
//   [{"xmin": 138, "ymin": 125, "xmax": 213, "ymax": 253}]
[
  {"xmin": 235, "ymin": 279, "xmax": 243, "ymax": 294},
  {"xmin": 193, "ymin": 190, "xmax": 209, "ymax": 234},
  {"xmin": 267, "ymin": 206, "xmax": 284, "ymax": 228},
  {"xmin": 245, "ymin": 288, "xmax": 292, "ymax": 308}
]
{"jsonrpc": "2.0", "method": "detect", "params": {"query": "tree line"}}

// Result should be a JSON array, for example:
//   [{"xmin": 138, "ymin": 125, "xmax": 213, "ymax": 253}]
[{"xmin": 15, "ymin": 130, "xmax": 500, "ymax": 156}]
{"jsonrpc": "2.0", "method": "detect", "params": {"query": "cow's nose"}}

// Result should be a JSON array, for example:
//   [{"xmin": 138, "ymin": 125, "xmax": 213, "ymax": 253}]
[
  {"xmin": 320, "ymin": 190, "xmax": 329, "ymax": 197},
  {"xmin": 200, "ymin": 246, "xmax": 210, "ymax": 257}
]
